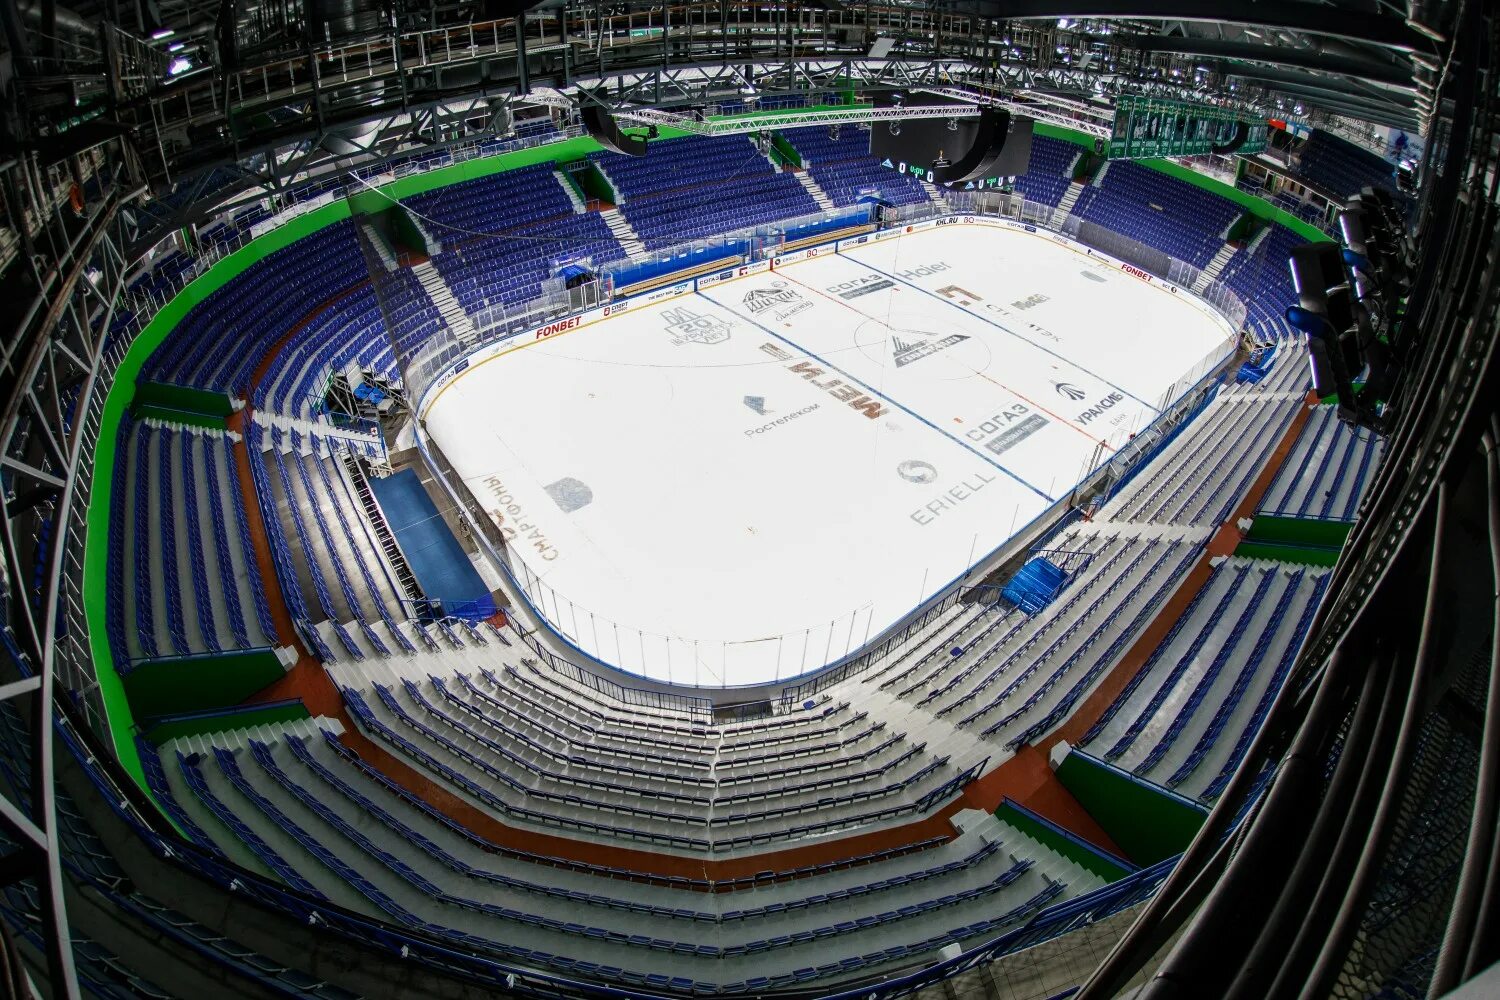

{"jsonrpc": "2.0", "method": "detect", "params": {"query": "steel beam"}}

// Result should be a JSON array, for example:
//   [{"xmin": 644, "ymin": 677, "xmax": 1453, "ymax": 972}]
[
  {"xmin": 1119, "ymin": 33, "xmax": 1415, "ymax": 88},
  {"xmin": 944, "ymin": 0, "xmax": 1428, "ymax": 50}
]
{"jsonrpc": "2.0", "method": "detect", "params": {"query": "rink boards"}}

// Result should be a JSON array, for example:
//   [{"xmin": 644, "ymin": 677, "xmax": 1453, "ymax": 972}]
[{"xmin": 419, "ymin": 217, "xmax": 1237, "ymax": 687}]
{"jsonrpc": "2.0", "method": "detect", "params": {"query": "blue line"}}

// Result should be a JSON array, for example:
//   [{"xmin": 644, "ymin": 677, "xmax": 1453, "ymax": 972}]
[
  {"xmin": 695, "ymin": 290, "xmax": 1054, "ymax": 502},
  {"xmin": 843, "ymin": 250, "xmax": 1160, "ymax": 413}
]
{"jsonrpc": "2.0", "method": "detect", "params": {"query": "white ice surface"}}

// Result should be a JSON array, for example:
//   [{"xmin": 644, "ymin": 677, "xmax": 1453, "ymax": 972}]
[{"xmin": 422, "ymin": 225, "xmax": 1234, "ymax": 686}]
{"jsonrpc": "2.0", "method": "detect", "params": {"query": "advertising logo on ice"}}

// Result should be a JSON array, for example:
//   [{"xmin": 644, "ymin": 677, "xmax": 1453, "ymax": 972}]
[{"xmin": 661, "ymin": 306, "xmax": 731, "ymax": 346}]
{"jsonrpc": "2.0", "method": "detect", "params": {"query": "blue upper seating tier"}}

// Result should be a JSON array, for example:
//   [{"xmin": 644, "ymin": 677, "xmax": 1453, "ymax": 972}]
[
  {"xmin": 1072, "ymin": 161, "xmax": 1242, "ymax": 268},
  {"xmin": 1218, "ymin": 223, "xmax": 1307, "ymax": 342},
  {"xmin": 593, "ymin": 135, "xmax": 822, "ymax": 250},
  {"xmin": 780, "ymin": 126, "xmax": 931, "ymax": 208},
  {"xmin": 1011, "ymin": 136, "xmax": 1082, "ymax": 208},
  {"xmin": 402, "ymin": 164, "xmax": 622, "ymax": 318},
  {"xmin": 144, "ymin": 221, "xmax": 369, "ymax": 394},
  {"xmin": 1290, "ymin": 130, "xmax": 1400, "ymax": 200},
  {"xmin": 255, "ymin": 284, "xmax": 399, "ymax": 418}
]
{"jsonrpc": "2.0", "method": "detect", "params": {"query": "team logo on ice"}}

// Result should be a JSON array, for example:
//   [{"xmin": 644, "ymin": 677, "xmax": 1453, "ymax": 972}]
[
  {"xmin": 897, "ymin": 460, "xmax": 938, "ymax": 484},
  {"xmin": 891, "ymin": 328, "xmax": 969, "ymax": 368},
  {"xmin": 1053, "ymin": 381, "xmax": 1087, "ymax": 401},
  {"xmin": 661, "ymin": 306, "xmax": 731, "ymax": 346},
  {"xmin": 742, "ymin": 281, "xmax": 811, "ymax": 321}
]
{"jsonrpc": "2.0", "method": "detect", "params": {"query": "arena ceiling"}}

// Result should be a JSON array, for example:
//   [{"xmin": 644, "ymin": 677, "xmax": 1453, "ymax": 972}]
[{"xmin": 0, "ymin": 0, "xmax": 1439, "ymax": 256}]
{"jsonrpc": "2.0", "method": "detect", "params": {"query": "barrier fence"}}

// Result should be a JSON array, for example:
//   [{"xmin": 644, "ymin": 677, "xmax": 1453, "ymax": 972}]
[{"xmin": 404, "ymin": 198, "xmax": 1244, "ymax": 691}]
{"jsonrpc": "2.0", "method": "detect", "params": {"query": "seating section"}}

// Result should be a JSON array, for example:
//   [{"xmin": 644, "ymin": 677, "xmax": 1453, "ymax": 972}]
[
  {"xmin": 594, "ymin": 135, "xmax": 822, "ymax": 249},
  {"xmin": 1079, "ymin": 559, "xmax": 1330, "ymax": 802},
  {"xmin": 1012, "ymin": 136, "xmax": 1082, "ymax": 208},
  {"xmin": 323, "ymin": 637, "xmax": 981, "ymax": 853},
  {"xmin": 109, "ymin": 416, "xmax": 278, "ymax": 664},
  {"xmin": 1072, "ymin": 161, "xmax": 1242, "ymax": 267},
  {"xmin": 248, "ymin": 423, "xmax": 411, "ymax": 662},
  {"xmin": 1093, "ymin": 381, "xmax": 1305, "ymax": 528},
  {"xmin": 1218, "ymin": 223, "xmax": 1312, "ymax": 346},
  {"xmin": 144, "ymin": 222, "xmax": 369, "ymax": 395},
  {"xmin": 1289, "ymin": 130, "xmax": 1400, "ymax": 199},
  {"xmin": 779, "ymin": 126, "xmax": 932, "ymax": 207},
  {"xmin": 403, "ymin": 164, "xmax": 623, "ymax": 319},
  {"xmin": 255, "ymin": 284, "xmax": 397, "ymax": 419},
  {"xmin": 1259, "ymin": 404, "xmax": 1386, "ymax": 520},
  {"xmin": 155, "ymin": 714, "xmax": 1096, "ymax": 991},
  {"xmin": 0, "ymin": 700, "xmax": 362, "ymax": 1000}
]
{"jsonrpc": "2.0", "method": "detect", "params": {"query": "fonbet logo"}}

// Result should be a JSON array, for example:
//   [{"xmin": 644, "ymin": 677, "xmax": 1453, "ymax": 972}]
[
  {"xmin": 1121, "ymin": 263, "xmax": 1154, "ymax": 282},
  {"xmin": 533, "ymin": 316, "xmax": 580, "ymax": 341},
  {"xmin": 1054, "ymin": 382, "xmax": 1087, "ymax": 401},
  {"xmin": 896, "ymin": 460, "xmax": 938, "ymax": 484},
  {"xmin": 661, "ymin": 306, "xmax": 731, "ymax": 346}
]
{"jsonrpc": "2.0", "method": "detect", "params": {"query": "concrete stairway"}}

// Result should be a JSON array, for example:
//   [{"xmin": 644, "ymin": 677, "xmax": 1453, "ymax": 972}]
[
  {"xmin": 555, "ymin": 170, "xmax": 587, "ymax": 213},
  {"xmin": 1051, "ymin": 182, "xmax": 1085, "ymax": 228},
  {"xmin": 601, "ymin": 208, "xmax": 648, "ymax": 260},
  {"xmin": 1193, "ymin": 243, "xmax": 1240, "ymax": 293},
  {"xmin": 794, "ymin": 170, "xmax": 837, "ymax": 212},
  {"xmin": 411, "ymin": 261, "xmax": 479, "ymax": 346}
]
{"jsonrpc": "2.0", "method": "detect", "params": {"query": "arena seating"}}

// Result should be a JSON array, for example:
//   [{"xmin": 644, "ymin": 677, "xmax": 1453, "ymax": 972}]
[
  {"xmin": 150, "ymin": 711, "xmax": 1096, "ymax": 990},
  {"xmin": 145, "ymin": 222, "xmax": 369, "ymax": 395},
  {"xmin": 84, "ymin": 127, "xmax": 1385, "ymax": 997},
  {"xmin": 255, "ymin": 285, "xmax": 397, "ymax": 418},
  {"xmin": 1080, "ymin": 559, "xmax": 1330, "ymax": 801},
  {"xmin": 779, "ymin": 126, "xmax": 933, "ymax": 207},
  {"xmin": 1288, "ymin": 130, "xmax": 1400, "ymax": 200},
  {"xmin": 1071, "ymin": 161, "xmax": 1242, "ymax": 268},
  {"xmin": 0, "ymin": 700, "xmax": 362, "ymax": 1000},
  {"xmin": 1259, "ymin": 404, "xmax": 1386, "ymax": 520},
  {"xmin": 109, "ymin": 417, "xmax": 278, "ymax": 664},
  {"xmin": 1012, "ymin": 136, "xmax": 1082, "ymax": 207},
  {"xmin": 593, "ymin": 135, "xmax": 821, "ymax": 249},
  {"xmin": 402, "ymin": 164, "xmax": 623, "ymax": 317}
]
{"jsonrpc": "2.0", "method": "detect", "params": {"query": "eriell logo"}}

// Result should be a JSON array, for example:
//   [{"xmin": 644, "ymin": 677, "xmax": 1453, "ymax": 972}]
[{"xmin": 1054, "ymin": 382, "xmax": 1087, "ymax": 401}]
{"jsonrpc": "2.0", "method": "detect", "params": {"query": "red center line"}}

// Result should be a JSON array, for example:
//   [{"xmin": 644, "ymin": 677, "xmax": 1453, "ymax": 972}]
[{"xmin": 774, "ymin": 269, "xmax": 1115, "ymax": 450}]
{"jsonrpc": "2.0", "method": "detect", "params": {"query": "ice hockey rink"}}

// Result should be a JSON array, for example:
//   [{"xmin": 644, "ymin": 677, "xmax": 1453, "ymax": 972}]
[{"xmin": 420, "ymin": 221, "xmax": 1236, "ymax": 687}]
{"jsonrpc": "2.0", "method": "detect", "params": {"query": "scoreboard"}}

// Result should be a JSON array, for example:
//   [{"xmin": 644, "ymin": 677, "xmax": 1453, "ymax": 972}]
[{"xmin": 1108, "ymin": 96, "xmax": 1269, "ymax": 159}]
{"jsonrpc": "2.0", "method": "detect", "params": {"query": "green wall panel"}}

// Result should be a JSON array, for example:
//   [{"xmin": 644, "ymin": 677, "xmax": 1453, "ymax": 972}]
[
  {"xmin": 1054, "ymin": 751, "xmax": 1207, "ymax": 867},
  {"xmin": 123, "ymin": 649, "xmax": 286, "ymax": 719},
  {"xmin": 995, "ymin": 799, "xmax": 1135, "ymax": 882},
  {"xmin": 1232, "ymin": 540, "xmax": 1343, "ymax": 567},
  {"xmin": 1247, "ymin": 514, "xmax": 1355, "ymax": 548},
  {"xmin": 134, "ymin": 380, "xmax": 235, "ymax": 416},
  {"xmin": 143, "ymin": 699, "xmax": 309, "ymax": 746}
]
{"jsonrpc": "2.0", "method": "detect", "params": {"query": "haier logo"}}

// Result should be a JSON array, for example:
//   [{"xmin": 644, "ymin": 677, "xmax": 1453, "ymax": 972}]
[{"xmin": 1054, "ymin": 382, "xmax": 1087, "ymax": 401}]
